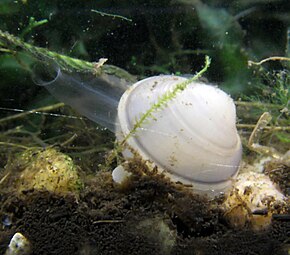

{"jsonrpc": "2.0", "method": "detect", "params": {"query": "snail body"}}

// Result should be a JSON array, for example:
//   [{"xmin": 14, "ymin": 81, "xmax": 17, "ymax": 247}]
[
  {"xmin": 117, "ymin": 76, "xmax": 242, "ymax": 193},
  {"xmin": 35, "ymin": 66, "xmax": 242, "ymax": 194}
]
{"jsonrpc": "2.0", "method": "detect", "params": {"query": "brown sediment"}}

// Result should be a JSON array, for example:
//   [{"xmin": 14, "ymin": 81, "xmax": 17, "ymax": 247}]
[
  {"xmin": 264, "ymin": 161, "xmax": 290, "ymax": 196},
  {"xmin": 0, "ymin": 154, "xmax": 289, "ymax": 255}
]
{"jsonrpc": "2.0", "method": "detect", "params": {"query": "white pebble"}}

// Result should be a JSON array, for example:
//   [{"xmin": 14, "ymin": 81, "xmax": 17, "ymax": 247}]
[
  {"xmin": 112, "ymin": 164, "xmax": 132, "ymax": 184},
  {"xmin": 5, "ymin": 232, "xmax": 31, "ymax": 255}
]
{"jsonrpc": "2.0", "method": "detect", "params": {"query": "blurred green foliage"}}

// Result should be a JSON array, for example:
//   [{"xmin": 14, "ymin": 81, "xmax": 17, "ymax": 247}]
[
  {"xmin": 0, "ymin": 0, "xmax": 289, "ymax": 92},
  {"xmin": 0, "ymin": 0, "xmax": 289, "ymax": 165}
]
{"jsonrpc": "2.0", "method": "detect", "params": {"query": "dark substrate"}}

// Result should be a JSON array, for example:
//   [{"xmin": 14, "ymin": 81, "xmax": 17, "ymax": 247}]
[{"xmin": 0, "ymin": 171, "xmax": 289, "ymax": 255}]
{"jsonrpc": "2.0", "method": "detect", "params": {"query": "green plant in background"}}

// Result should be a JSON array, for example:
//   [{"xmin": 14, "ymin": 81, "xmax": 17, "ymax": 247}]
[
  {"xmin": 19, "ymin": 16, "xmax": 48, "ymax": 39},
  {"xmin": 194, "ymin": 2, "xmax": 249, "ymax": 93},
  {"xmin": 0, "ymin": 0, "xmax": 288, "ymax": 89},
  {"xmin": 0, "ymin": 0, "xmax": 289, "ymax": 171},
  {"xmin": 0, "ymin": 30, "xmax": 135, "ymax": 80},
  {"xmin": 245, "ymin": 61, "xmax": 289, "ymax": 145}
]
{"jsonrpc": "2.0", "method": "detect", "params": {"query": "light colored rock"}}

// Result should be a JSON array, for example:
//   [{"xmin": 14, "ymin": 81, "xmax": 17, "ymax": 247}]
[
  {"xmin": 223, "ymin": 171, "xmax": 287, "ymax": 230},
  {"xmin": 5, "ymin": 232, "xmax": 31, "ymax": 255},
  {"xmin": 112, "ymin": 164, "xmax": 132, "ymax": 184}
]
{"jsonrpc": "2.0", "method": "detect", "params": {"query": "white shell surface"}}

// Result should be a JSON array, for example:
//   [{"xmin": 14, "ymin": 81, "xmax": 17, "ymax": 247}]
[
  {"xmin": 112, "ymin": 164, "xmax": 132, "ymax": 184},
  {"xmin": 117, "ymin": 75, "xmax": 242, "ymax": 192}
]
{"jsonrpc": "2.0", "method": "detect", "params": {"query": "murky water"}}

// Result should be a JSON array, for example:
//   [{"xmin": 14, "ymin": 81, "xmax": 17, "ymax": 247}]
[{"xmin": 0, "ymin": 1, "xmax": 289, "ymax": 254}]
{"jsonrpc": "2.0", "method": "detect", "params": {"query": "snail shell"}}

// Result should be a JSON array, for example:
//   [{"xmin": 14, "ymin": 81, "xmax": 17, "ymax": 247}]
[
  {"xmin": 117, "ymin": 75, "xmax": 242, "ymax": 193},
  {"xmin": 34, "ymin": 65, "xmax": 242, "ymax": 194}
]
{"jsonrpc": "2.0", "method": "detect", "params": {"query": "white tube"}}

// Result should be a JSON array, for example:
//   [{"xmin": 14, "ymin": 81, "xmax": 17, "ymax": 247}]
[{"xmin": 33, "ymin": 62, "xmax": 130, "ymax": 132}]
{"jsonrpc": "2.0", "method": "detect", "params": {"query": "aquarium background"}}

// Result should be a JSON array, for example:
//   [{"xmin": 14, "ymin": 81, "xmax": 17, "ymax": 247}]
[
  {"xmin": 0, "ymin": 0, "xmax": 289, "ymax": 91},
  {"xmin": 0, "ymin": 0, "xmax": 289, "ymax": 162},
  {"xmin": 0, "ymin": 1, "xmax": 289, "ymax": 254}
]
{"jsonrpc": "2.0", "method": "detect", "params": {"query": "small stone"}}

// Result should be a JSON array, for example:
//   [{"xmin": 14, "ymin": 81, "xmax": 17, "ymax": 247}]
[
  {"xmin": 5, "ymin": 232, "xmax": 31, "ymax": 255},
  {"xmin": 112, "ymin": 164, "xmax": 132, "ymax": 184},
  {"xmin": 223, "ymin": 171, "xmax": 287, "ymax": 230}
]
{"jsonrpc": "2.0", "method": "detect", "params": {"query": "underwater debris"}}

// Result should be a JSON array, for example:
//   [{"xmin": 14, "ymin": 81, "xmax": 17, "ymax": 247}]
[
  {"xmin": 4, "ymin": 232, "xmax": 31, "ymax": 255},
  {"xmin": 112, "ymin": 164, "xmax": 132, "ymax": 185},
  {"xmin": 223, "ymin": 171, "xmax": 287, "ymax": 231},
  {"xmin": 222, "ymin": 108, "xmax": 289, "ymax": 231},
  {"xmin": 2, "ymin": 148, "xmax": 83, "ymax": 196},
  {"xmin": 264, "ymin": 159, "xmax": 290, "ymax": 196},
  {"xmin": 135, "ymin": 217, "xmax": 176, "ymax": 255}
]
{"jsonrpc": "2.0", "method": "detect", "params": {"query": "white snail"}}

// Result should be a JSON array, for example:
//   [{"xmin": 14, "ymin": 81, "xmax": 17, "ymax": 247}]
[
  {"xmin": 117, "ymin": 75, "xmax": 242, "ymax": 193},
  {"xmin": 34, "ymin": 64, "xmax": 242, "ymax": 194}
]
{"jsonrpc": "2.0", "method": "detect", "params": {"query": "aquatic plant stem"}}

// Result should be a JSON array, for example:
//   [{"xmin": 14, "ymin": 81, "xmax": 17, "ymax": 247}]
[
  {"xmin": 0, "ymin": 102, "xmax": 65, "ymax": 124},
  {"xmin": 234, "ymin": 101, "xmax": 282, "ymax": 109},
  {"xmin": 248, "ymin": 56, "xmax": 290, "ymax": 66},
  {"xmin": 91, "ymin": 9, "xmax": 132, "ymax": 22},
  {"xmin": 0, "ymin": 30, "xmax": 94, "ymax": 71},
  {"xmin": 121, "ymin": 56, "xmax": 211, "ymax": 145},
  {"xmin": 0, "ymin": 30, "xmax": 136, "ymax": 82},
  {"xmin": 247, "ymin": 112, "xmax": 283, "ymax": 159},
  {"xmin": 237, "ymin": 124, "xmax": 290, "ymax": 131},
  {"xmin": 0, "ymin": 142, "xmax": 31, "ymax": 150}
]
